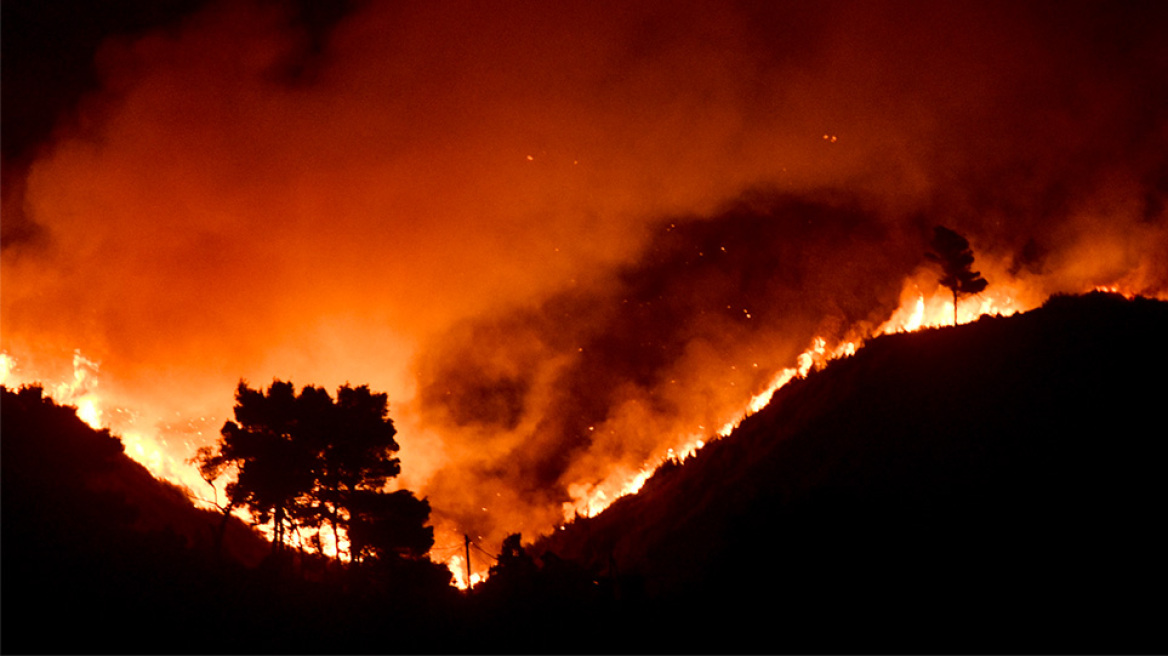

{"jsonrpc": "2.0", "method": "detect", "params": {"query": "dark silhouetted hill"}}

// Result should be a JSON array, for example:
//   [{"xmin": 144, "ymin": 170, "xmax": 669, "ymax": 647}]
[
  {"xmin": 3, "ymin": 292, "xmax": 1165, "ymax": 654},
  {"xmin": 1, "ymin": 385, "xmax": 274, "ymax": 653},
  {"xmin": 529, "ymin": 291, "xmax": 1168, "ymax": 653},
  {"xmin": 1, "ymin": 384, "xmax": 271, "ymax": 559},
  {"xmin": 1, "ymin": 384, "xmax": 462, "ymax": 655}
]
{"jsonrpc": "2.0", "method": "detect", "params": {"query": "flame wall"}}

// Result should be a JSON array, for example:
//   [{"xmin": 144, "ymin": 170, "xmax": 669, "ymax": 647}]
[{"xmin": 4, "ymin": 0, "xmax": 1167, "ymax": 571}]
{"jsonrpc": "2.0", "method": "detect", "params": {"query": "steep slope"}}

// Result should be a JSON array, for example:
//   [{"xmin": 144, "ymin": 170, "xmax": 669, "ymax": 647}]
[
  {"xmin": 533, "ymin": 292, "xmax": 1168, "ymax": 652},
  {"xmin": 1, "ymin": 385, "xmax": 274, "ymax": 653},
  {"xmin": 1, "ymin": 385, "xmax": 270, "ymax": 565},
  {"xmin": 3, "ymin": 292, "xmax": 1164, "ymax": 654},
  {"xmin": 2, "ymin": 383, "xmax": 469, "ymax": 655}
]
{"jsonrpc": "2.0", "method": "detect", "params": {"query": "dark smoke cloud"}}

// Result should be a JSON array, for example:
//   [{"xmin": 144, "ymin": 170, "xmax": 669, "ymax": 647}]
[
  {"xmin": 415, "ymin": 192, "xmax": 922, "ymax": 533},
  {"xmin": 3, "ymin": 0, "xmax": 1167, "ymax": 555},
  {"xmin": 405, "ymin": 0, "xmax": 1168, "ymax": 543}
]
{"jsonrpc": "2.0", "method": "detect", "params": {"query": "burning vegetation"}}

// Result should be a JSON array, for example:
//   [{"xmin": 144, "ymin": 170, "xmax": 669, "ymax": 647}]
[
  {"xmin": 3, "ymin": 0, "xmax": 1168, "ymax": 650},
  {"xmin": 5, "ymin": 291, "xmax": 1166, "ymax": 653}
]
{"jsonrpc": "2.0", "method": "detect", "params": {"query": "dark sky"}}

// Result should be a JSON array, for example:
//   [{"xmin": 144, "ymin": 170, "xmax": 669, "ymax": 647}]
[
  {"xmin": 7, "ymin": 1, "xmax": 1166, "ymax": 159},
  {"xmin": 2, "ymin": 0, "xmax": 370, "ymax": 159},
  {"xmin": 4, "ymin": 0, "xmax": 201, "ymax": 159}
]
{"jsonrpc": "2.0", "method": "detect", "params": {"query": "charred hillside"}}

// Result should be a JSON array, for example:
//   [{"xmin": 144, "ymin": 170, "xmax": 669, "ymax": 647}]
[{"xmin": 530, "ymin": 291, "xmax": 1168, "ymax": 652}]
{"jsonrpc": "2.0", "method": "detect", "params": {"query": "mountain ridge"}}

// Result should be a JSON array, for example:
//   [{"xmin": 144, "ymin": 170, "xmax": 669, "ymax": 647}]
[
  {"xmin": 526, "ymin": 291, "xmax": 1167, "ymax": 652},
  {"xmin": 3, "ymin": 291, "xmax": 1164, "ymax": 653}
]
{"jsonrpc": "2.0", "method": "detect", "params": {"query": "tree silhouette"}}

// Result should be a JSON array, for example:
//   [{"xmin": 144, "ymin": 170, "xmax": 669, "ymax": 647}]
[
  {"xmin": 347, "ymin": 489, "xmax": 434, "ymax": 563},
  {"xmin": 195, "ymin": 381, "xmax": 318, "ymax": 555},
  {"xmin": 926, "ymin": 226, "xmax": 988, "ymax": 325},
  {"xmin": 313, "ymin": 384, "xmax": 402, "ymax": 560},
  {"xmin": 489, "ymin": 533, "xmax": 539, "ymax": 583},
  {"xmin": 194, "ymin": 380, "xmax": 424, "ymax": 563}
]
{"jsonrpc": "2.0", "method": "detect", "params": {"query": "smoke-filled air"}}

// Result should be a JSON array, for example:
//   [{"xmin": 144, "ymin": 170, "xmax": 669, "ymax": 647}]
[{"xmin": 4, "ymin": 0, "xmax": 1167, "ymax": 579}]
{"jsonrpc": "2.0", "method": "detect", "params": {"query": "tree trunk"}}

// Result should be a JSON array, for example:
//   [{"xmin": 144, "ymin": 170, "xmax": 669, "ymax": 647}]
[{"xmin": 215, "ymin": 508, "xmax": 231, "ymax": 561}]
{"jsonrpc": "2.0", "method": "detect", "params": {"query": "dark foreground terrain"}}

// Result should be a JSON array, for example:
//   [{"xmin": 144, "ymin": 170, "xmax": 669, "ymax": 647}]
[
  {"xmin": 3, "ymin": 292, "xmax": 1166, "ymax": 654},
  {"xmin": 535, "ymin": 290, "xmax": 1168, "ymax": 653}
]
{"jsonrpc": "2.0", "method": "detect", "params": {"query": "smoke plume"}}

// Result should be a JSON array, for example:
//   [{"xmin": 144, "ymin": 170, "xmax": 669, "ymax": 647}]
[{"xmin": 3, "ymin": 0, "xmax": 1166, "ymax": 557}]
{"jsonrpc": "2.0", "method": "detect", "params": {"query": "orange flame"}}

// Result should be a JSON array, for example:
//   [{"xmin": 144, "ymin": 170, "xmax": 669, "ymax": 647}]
[
  {"xmin": 2, "ymin": 270, "xmax": 1153, "ymax": 582},
  {"xmin": 555, "ymin": 277, "xmax": 1051, "ymax": 523}
]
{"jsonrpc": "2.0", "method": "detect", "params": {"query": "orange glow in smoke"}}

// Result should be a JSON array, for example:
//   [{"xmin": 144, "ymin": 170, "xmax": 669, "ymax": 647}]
[
  {"xmin": 2, "ymin": 260, "xmax": 1160, "ymax": 585},
  {"xmin": 1, "ymin": 258, "xmax": 1160, "ymax": 585},
  {"xmin": 4, "ymin": 0, "xmax": 1168, "ymax": 586},
  {"xmin": 553, "ymin": 273, "xmax": 1120, "ymax": 523}
]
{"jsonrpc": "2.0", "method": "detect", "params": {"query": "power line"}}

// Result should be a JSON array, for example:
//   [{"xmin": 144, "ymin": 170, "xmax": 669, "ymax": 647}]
[
  {"xmin": 463, "ymin": 535, "xmax": 471, "ymax": 589},
  {"xmin": 471, "ymin": 542, "xmax": 498, "ymax": 561}
]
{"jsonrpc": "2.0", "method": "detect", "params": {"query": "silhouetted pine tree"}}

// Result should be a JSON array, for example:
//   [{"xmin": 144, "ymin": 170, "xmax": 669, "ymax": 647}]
[{"xmin": 926, "ymin": 225, "xmax": 988, "ymax": 325}]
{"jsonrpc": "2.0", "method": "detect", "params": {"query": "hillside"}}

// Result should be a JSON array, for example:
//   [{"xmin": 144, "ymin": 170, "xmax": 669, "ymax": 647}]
[
  {"xmin": 2, "ymin": 292, "xmax": 1165, "ymax": 654},
  {"xmin": 1, "ymin": 385, "xmax": 276, "ymax": 653},
  {"xmin": 528, "ymin": 291, "xmax": 1168, "ymax": 653},
  {"xmin": 1, "ymin": 384, "xmax": 271, "ymax": 563}
]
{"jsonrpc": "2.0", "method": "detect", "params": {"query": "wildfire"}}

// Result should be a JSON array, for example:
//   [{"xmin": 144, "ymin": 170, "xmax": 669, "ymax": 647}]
[
  {"xmin": 0, "ymin": 272, "xmax": 1154, "ymax": 587},
  {"xmin": 556, "ymin": 277, "xmax": 1038, "ymax": 523},
  {"xmin": 1, "ymin": 350, "xmax": 223, "ymax": 513},
  {"xmin": 0, "ymin": 349, "xmax": 444, "ymax": 575},
  {"xmin": 1, "ymin": 349, "xmax": 104, "ymax": 429},
  {"xmin": 447, "ymin": 554, "xmax": 486, "ymax": 591}
]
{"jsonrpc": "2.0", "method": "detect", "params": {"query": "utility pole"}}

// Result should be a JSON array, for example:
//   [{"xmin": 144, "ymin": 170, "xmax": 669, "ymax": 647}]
[{"xmin": 464, "ymin": 534, "xmax": 472, "ymax": 590}]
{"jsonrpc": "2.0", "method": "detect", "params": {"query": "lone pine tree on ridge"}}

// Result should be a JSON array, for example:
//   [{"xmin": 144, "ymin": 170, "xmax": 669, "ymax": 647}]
[{"xmin": 926, "ymin": 226, "xmax": 989, "ymax": 326}]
